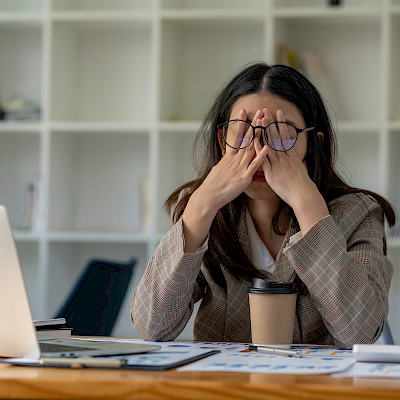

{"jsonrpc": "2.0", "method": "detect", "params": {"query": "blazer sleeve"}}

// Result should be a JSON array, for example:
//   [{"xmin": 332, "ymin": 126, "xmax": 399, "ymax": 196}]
[
  {"xmin": 283, "ymin": 194, "xmax": 393, "ymax": 347},
  {"xmin": 130, "ymin": 217, "xmax": 208, "ymax": 341}
]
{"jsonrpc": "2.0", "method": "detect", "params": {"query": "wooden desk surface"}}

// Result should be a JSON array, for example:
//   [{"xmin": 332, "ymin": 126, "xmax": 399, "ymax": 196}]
[{"xmin": 1, "ymin": 362, "xmax": 400, "ymax": 400}]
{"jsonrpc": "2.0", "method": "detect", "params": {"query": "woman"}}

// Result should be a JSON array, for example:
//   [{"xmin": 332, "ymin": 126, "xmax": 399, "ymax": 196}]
[{"xmin": 131, "ymin": 63, "xmax": 395, "ymax": 346}]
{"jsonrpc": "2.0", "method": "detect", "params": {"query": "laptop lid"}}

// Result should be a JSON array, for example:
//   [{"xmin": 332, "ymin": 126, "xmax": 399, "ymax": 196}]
[
  {"xmin": 0, "ymin": 205, "xmax": 40, "ymax": 359},
  {"xmin": 0, "ymin": 205, "xmax": 159, "ymax": 359}
]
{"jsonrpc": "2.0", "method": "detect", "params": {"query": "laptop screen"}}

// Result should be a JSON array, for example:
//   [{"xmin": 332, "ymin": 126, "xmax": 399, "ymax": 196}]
[{"xmin": 0, "ymin": 206, "xmax": 40, "ymax": 358}]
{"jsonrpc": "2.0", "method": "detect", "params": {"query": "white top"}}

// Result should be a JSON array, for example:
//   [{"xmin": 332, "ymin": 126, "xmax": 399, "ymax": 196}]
[
  {"xmin": 245, "ymin": 208, "xmax": 304, "ymax": 275},
  {"xmin": 245, "ymin": 208, "xmax": 276, "ymax": 275}
]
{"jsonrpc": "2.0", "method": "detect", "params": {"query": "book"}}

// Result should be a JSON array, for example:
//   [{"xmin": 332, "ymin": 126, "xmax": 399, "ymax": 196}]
[
  {"xmin": 36, "ymin": 328, "xmax": 73, "ymax": 338},
  {"xmin": 34, "ymin": 318, "xmax": 66, "ymax": 328},
  {"xmin": 34, "ymin": 318, "xmax": 72, "ymax": 337}
]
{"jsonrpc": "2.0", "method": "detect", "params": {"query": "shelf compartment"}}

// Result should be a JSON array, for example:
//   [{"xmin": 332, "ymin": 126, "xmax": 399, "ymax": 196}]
[
  {"xmin": 50, "ymin": 20, "xmax": 152, "ymax": 122},
  {"xmin": 49, "ymin": 130, "xmax": 149, "ymax": 233},
  {"xmin": 390, "ymin": 14, "xmax": 400, "ymax": 122},
  {"xmin": 0, "ymin": 24, "xmax": 43, "ymax": 122},
  {"xmin": 157, "ymin": 128, "xmax": 198, "ymax": 234},
  {"xmin": 51, "ymin": 0, "xmax": 151, "ymax": 12},
  {"xmin": 15, "ymin": 241, "xmax": 40, "ymax": 318},
  {"xmin": 335, "ymin": 128, "xmax": 381, "ymax": 194},
  {"xmin": 160, "ymin": 18, "xmax": 265, "ymax": 122},
  {"xmin": 274, "ymin": 15, "xmax": 382, "ymax": 123},
  {"xmin": 0, "ymin": 132, "xmax": 41, "ymax": 230}
]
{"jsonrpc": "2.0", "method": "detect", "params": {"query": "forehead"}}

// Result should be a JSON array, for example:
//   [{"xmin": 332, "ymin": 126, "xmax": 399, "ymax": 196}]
[{"xmin": 230, "ymin": 93, "xmax": 304, "ymax": 123}]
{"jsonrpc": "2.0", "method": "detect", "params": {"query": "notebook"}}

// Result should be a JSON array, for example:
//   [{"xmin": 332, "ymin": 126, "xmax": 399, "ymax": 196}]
[{"xmin": 0, "ymin": 205, "xmax": 160, "ymax": 359}]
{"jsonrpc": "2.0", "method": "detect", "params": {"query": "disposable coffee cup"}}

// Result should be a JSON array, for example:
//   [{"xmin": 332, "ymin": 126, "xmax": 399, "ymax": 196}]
[{"xmin": 248, "ymin": 279, "xmax": 297, "ymax": 348}]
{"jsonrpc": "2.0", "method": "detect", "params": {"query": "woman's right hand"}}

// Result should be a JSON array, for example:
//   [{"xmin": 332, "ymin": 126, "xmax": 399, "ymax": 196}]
[
  {"xmin": 197, "ymin": 108, "xmax": 268, "ymax": 211},
  {"xmin": 181, "ymin": 109, "xmax": 268, "ymax": 253}
]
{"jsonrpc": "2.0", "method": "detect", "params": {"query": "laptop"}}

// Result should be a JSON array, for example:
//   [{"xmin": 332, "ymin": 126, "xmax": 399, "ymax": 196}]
[{"xmin": 0, "ymin": 205, "xmax": 160, "ymax": 359}]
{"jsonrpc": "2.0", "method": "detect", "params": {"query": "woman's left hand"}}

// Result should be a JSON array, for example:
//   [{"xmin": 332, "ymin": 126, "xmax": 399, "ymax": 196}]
[{"xmin": 254, "ymin": 108, "xmax": 330, "ymax": 234}]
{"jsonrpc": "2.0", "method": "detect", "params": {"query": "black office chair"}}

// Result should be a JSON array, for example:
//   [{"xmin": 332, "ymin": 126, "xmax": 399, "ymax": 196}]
[{"xmin": 54, "ymin": 258, "xmax": 136, "ymax": 336}]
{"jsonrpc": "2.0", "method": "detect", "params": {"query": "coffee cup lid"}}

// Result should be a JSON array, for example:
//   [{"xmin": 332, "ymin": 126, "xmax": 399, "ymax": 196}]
[{"xmin": 247, "ymin": 278, "xmax": 297, "ymax": 294}]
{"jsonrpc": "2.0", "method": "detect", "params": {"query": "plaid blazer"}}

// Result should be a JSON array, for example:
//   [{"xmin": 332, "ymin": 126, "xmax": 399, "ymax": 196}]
[{"xmin": 131, "ymin": 193, "xmax": 393, "ymax": 346}]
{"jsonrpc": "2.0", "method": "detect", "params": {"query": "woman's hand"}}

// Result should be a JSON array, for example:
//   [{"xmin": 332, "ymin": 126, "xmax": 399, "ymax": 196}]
[
  {"xmin": 196, "ymin": 108, "xmax": 268, "ymax": 212},
  {"xmin": 254, "ymin": 108, "xmax": 329, "ymax": 234},
  {"xmin": 182, "ymin": 108, "xmax": 268, "ymax": 253}
]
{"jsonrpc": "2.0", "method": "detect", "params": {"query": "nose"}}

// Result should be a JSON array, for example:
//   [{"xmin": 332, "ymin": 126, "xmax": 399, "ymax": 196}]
[{"xmin": 258, "ymin": 131, "xmax": 267, "ymax": 146}]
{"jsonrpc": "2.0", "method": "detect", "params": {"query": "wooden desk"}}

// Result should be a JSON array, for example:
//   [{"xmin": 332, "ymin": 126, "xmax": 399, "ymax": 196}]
[{"xmin": 1, "ymin": 362, "xmax": 400, "ymax": 400}]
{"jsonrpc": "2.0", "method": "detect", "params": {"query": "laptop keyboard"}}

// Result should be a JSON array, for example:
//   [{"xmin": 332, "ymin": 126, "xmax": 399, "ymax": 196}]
[{"xmin": 39, "ymin": 342, "xmax": 94, "ymax": 353}]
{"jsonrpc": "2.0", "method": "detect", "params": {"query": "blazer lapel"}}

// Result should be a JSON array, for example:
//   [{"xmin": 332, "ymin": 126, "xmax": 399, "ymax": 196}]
[{"xmin": 273, "ymin": 218, "xmax": 299, "ymax": 283}]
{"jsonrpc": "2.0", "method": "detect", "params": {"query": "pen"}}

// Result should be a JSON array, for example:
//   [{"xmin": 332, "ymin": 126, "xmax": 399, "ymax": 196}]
[
  {"xmin": 248, "ymin": 345, "xmax": 303, "ymax": 358},
  {"xmin": 41, "ymin": 357, "xmax": 126, "ymax": 368}
]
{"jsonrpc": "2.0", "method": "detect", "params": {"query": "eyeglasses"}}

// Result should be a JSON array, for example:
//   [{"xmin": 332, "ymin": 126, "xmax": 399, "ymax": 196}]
[{"xmin": 217, "ymin": 120, "xmax": 315, "ymax": 151}]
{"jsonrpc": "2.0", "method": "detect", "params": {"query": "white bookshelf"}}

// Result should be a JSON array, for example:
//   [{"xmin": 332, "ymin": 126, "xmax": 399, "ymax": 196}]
[{"xmin": 1, "ymin": 0, "xmax": 399, "ymax": 342}]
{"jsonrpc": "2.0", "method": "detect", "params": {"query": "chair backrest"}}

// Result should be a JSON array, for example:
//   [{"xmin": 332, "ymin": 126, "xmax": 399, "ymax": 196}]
[{"xmin": 54, "ymin": 258, "xmax": 136, "ymax": 336}]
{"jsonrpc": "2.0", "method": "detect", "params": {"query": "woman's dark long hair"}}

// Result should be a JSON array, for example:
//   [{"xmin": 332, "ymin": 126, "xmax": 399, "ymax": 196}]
[{"xmin": 165, "ymin": 63, "xmax": 396, "ymax": 284}]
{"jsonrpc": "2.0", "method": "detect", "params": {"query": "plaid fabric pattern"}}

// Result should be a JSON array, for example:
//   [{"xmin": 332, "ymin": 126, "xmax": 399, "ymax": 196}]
[{"xmin": 131, "ymin": 193, "xmax": 393, "ymax": 346}]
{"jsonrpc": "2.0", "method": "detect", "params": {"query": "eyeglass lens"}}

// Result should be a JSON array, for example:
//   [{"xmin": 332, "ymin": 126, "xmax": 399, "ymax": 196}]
[
  {"xmin": 222, "ymin": 120, "xmax": 253, "ymax": 149},
  {"xmin": 222, "ymin": 121, "xmax": 297, "ymax": 151},
  {"xmin": 265, "ymin": 122, "xmax": 297, "ymax": 151}
]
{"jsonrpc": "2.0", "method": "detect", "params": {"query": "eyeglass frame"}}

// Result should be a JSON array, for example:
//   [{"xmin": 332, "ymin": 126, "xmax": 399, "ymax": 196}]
[{"xmin": 217, "ymin": 119, "xmax": 315, "ymax": 151}]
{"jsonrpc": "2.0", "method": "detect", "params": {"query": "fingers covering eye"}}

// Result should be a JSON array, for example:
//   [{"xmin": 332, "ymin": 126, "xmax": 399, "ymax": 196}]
[{"xmin": 265, "ymin": 122, "xmax": 297, "ymax": 151}]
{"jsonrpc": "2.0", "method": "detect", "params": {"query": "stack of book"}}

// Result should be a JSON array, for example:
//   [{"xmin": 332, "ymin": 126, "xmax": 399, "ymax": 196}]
[{"xmin": 34, "ymin": 318, "xmax": 73, "ymax": 337}]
